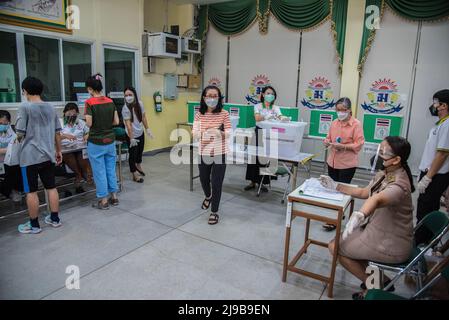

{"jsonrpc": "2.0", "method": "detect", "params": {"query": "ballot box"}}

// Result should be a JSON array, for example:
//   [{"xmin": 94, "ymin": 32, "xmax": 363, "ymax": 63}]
[{"xmin": 256, "ymin": 121, "xmax": 307, "ymax": 159}]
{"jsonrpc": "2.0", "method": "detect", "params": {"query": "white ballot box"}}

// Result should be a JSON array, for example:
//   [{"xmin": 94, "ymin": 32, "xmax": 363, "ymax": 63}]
[{"xmin": 257, "ymin": 120, "xmax": 307, "ymax": 159}]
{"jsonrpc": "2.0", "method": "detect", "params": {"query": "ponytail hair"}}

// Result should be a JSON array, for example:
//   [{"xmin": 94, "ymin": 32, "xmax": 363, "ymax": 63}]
[
  {"xmin": 85, "ymin": 73, "xmax": 103, "ymax": 92},
  {"xmin": 384, "ymin": 136, "xmax": 415, "ymax": 193}
]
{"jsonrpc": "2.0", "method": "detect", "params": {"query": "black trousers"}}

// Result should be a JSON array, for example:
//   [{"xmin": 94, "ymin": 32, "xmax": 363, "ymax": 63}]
[
  {"xmin": 245, "ymin": 126, "xmax": 270, "ymax": 184},
  {"xmin": 328, "ymin": 165, "xmax": 356, "ymax": 184},
  {"xmin": 0, "ymin": 164, "xmax": 23, "ymax": 197},
  {"xmin": 415, "ymin": 170, "xmax": 449, "ymax": 245},
  {"xmin": 128, "ymin": 134, "xmax": 145, "ymax": 173},
  {"xmin": 198, "ymin": 155, "xmax": 227, "ymax": 213}
]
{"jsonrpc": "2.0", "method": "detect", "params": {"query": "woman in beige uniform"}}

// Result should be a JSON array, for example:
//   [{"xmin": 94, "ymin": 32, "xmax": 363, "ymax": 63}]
[{"xmin": 319, "ymin": 136, "xmax": 415, "ymax": 300}]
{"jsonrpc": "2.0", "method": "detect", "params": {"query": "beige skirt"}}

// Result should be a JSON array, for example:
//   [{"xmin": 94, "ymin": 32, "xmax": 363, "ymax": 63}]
[{"xmin": 339, "ymin": 228, "xmax": 410, "ymax": 264}]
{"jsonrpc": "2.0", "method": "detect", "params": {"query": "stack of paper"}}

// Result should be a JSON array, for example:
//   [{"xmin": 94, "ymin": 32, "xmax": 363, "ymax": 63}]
[{"xmin": 298, "ymin": 178, "xmax": 344, "ymax": 201}]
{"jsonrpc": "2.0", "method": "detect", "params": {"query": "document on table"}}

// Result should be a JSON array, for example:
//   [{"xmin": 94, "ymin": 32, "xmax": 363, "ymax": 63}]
[{"xmin": 298, "ymin": 178, "xmax": 344, "ymax": 201}]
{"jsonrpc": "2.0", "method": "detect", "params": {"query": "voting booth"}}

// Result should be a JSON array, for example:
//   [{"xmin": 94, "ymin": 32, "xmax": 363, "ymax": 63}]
[{"xmin": 256, "ymin": 121, "xmax": 307, "ymax": 159}]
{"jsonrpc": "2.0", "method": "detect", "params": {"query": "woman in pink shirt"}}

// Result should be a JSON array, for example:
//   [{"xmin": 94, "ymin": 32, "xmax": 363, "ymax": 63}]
[{"xmin": 323, "ymin": 97, "xmax": 365, "ymax": 231}]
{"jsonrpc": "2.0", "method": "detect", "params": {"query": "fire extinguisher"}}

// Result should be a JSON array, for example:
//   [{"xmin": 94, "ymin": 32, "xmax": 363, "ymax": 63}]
[{"xmin": 153, "ymin": 91, "xmax": 162, "ymax": 112}]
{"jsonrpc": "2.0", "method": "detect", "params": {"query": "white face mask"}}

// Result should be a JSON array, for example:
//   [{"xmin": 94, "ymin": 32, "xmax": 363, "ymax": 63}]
[
  {"xmin": 125, "ymin": 96, "xmax": 135, "ymax": 104},
  {"xmin": 337, "ymin": 111, "xmax": 349, "ymax": 121},
  {"xmin": 205, "ymin": 98, "xmax": 218, "ymax": 109}
]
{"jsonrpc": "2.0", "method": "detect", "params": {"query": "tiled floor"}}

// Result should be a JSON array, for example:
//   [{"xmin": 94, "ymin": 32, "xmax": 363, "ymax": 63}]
[{"xmin": 0, "ymin": 152, "xmax": 419, "ymax": 299}]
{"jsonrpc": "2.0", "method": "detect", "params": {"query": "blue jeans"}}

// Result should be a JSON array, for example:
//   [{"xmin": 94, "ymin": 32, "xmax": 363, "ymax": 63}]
[{"xmin": 87, "ymin": 142, "xmax": 118, "ymax": 199}]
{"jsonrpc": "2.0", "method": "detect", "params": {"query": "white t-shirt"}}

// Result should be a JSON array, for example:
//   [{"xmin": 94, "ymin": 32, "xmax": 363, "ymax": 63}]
[
  {"xmin": 254, "ymin": 103, "xmax": 282, "ymax": 122},
  {"xmin": 122, "ymin": 101, "xmax": 145, "ymax": 138},
  {"xmin": 419, "ymin": 116, "xmax": 449, "ymax": 174},
  {"xmin": 61, "ymin": 118, "xmax": 89, "ymax": 144},
  {"xmin": 0, "ymin": 126, "xmax": 16, "ymax": 149}
]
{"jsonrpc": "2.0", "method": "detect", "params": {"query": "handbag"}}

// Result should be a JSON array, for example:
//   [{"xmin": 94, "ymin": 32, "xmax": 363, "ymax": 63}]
[{"xmin": 4, "ymin": 139, "xmax": 20, "ymax": 166}]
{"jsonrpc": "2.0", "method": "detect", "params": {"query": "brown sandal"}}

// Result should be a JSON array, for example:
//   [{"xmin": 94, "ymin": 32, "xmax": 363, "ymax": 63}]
[{"xmin": 208, "ymin": 213, "xmax": 219, "ymax": 225}]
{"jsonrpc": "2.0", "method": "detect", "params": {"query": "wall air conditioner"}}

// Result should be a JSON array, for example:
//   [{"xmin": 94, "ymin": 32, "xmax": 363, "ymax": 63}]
[{"xmin": 142, "ymin": 32, "xmax": 181, "ymax": 59}]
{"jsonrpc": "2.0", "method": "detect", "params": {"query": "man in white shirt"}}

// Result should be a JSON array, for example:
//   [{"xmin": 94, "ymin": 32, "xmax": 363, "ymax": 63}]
[{"xmin": 415, "ymin": 89, "xmax": 449, "ymax": 245}]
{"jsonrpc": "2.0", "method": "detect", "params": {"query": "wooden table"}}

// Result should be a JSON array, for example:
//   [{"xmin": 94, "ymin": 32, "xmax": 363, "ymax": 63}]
[{"xmin": 282, "ymin": 184, "xmax": 355, "ymax": 298}]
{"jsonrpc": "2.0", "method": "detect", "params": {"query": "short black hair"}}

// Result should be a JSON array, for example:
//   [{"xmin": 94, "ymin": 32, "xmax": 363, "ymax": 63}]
[
  {"xmin": 63, "ymin": 102, "xmax": 79, "ymax": 114},
  {"xmin": 200, "ymin": 85, "xmax": 224, "ymax": 114},
  {"xmin": 260, "ymin": 86, "xmax": 277, "ymax": 104},
  {"xmin": 21, "ymin": 76, "xmax": 44, "ymax": 96},
  {"xmin": 85, "ymin": 73, "xmax": 103, "ymax": 92},
  {"xmin": 0, "ymin": 110, "xmax": 11, "ymax": 122}
]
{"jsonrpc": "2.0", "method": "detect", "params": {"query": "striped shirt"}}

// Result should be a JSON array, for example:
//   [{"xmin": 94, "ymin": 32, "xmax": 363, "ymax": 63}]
[{"xmin": 192, "ymin": 110, "xmax": 231, "ymax": 156}]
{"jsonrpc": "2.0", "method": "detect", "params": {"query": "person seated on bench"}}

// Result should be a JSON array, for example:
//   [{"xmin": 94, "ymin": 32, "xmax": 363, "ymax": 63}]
[
  {"xmin": 320, "ymin": 136, "xmax": 414, "ymax": 300},
  {"xmin": 0, "ymin": 110, "xmax": 22, "ymax": 202},
  {"xmin": 60, "ymin": 103, "xmax": 92, "ymax": 193}
]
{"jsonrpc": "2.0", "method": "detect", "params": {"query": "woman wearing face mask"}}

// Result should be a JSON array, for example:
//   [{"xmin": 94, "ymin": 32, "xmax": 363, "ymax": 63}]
[
  {"xmin": 84, "ymin": 73, "xmax": 120, "ymax": 209},
  {"xmin": 192, "ymin": 85, "xmax": 231, "ymax": 225},
  {"xmin": 122, "ymin": 87, "xmax": 154, "ymax": 183},
  {"xmin": 61, "ymin": 103, "xmax": 92, "ymax": 193},
  {"xmin": 244, "ymin": 86, "xmax": 283, "ymax": 192},
  {"xmin": 322, "ymin": 97, "xmax": 365, "ymax": 231},
  {"xmin": 320, "ymin": 136, "xmax": 415, "ymax": 300},
  {"xmin": 0, "ymin": 110, "xmax": 22, "ymax": 202}
]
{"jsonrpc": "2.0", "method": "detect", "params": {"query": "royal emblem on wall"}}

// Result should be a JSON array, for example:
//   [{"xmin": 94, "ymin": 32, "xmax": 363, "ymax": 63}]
[
  {"xmin": 245, "ymin": 75, "xmax": 271, "ymax": 105},
  {"xmin": 301, "ymin": 77, "xmax": 335, "ymax": 109},
  {"xmin": 208, "ymin": 77, "xmax": 222, "ymax": 89},
  {"xmin": 361, "ymin": 78, "xmax": 404, "ymax": 114}
]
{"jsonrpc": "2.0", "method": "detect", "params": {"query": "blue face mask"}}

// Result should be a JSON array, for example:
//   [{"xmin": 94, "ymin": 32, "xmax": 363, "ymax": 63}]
[{"xmin": 0, "ymin": 124, "xmax": 9, "ymax": 132}]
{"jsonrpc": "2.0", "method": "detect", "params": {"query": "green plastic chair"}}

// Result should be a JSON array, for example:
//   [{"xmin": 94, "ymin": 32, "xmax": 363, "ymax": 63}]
[
  {"xmin": 365, "ymin": 255, "xmax": 449, "ymax": 300},
  {"xmin": 368, "ymin": 211, "xmax": 449, "ymax": 292},
  {"xmin": 257, "ymin": 162, "xmax": 292, "ymax": 203}
]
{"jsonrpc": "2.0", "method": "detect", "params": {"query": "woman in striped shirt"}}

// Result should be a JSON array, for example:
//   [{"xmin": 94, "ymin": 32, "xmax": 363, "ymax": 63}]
[{"xmin": 192, "ymin": 85, "xmax": 231, "ymax": 225}]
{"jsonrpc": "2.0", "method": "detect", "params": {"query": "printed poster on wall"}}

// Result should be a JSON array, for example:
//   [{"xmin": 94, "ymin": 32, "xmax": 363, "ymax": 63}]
[
  {"xmin": 319, "ymin": 113, "xmax": 333, "ymax": 135},
  {"xmin": 246, "ymin": 75, "xmax": 271, "ymax": 105},
  {"xmin": 0, "ymin": 0, "xmax": 71, "ymax": 33},
  {"xmin": 301, "ymin": 77, "xmax": 335, "ymax": 110},
  {"xmin": 229, "ymin": 107, "xmax": 240, "ymax": 117},
  {"xmin": 374, "ymin": 118, "xmax": 391, "ymax": 140},
  {"xmin": 361, "ymin": 79, "xmax": 405, "ymax": 114}
]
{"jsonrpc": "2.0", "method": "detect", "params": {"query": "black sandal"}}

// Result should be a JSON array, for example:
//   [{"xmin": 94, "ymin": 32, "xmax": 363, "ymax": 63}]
[
  {"xmin": 201, "ymin": 197, "xmax": 211, "ymax": 210},
  {"xmin": 136, "ymin": 168, "xmax": 146, "ymax": 176},
  {"xmin": 322, "ymin": 223, "xmax": 337, "ymax": 231},
  {"xmin": 352, "ymin": 291, "xmax": 366, "ymax": 300},
  {"xmin": 360, "ymin": 280, "xmax": 395, "ymax": 292},
  {"xmin": 133, "ymin": 176, "xmax": 144, "ymax": 183},
  {"xmin": 92, "ymin": 200, "xmax": 109, "ymax": 210},
  {"xmin": 208, "ymin": 213, "xmax": 219, "ymax": 225}
]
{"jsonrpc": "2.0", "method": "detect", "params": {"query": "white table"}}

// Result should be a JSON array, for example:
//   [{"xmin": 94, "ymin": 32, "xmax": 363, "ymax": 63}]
[{"xmin": 282, "ymin": 183, "xmax": 355, "ymax": 298}]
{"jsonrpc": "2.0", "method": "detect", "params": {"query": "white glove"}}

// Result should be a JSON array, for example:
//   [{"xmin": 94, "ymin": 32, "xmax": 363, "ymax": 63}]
[
  {"xmin": 146, "ymin": 128, "xmax": 154, "ymax": 139},
  {"xmin": 417, "ymin": 175, "xmax": 432, "ymax": 194},
  {"xmin": 319, "ymin": 175, "xmax": 338, "ymax": 191},
  {"xmin": 342, "ymin": 211, "xmax": 366, "ymax": 240},
  {"xmin": 129, "ymin": 138, "xmax": 139, "ymax": 147}
]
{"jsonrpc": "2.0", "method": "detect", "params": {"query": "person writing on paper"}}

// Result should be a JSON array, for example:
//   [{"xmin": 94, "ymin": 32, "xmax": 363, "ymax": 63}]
[
  {"xmin": 61, "ymin": 103, "xmax": 92, "ymax": 193},
  {"xmin": 322, "ymin": 97, "xmax": 365, "ymax": 231},
  {"xmin": 244, "ymin": 86, "xmax": 288, "ymax": 192},
  {"xmin": 321, "ymin": 136, "xmax": 414, "ymax": 300}
]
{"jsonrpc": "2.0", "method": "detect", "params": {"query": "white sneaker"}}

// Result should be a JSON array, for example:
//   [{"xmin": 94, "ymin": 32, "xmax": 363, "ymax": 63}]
[
  {"xmin": 44, "ymin": 215, "xmax": 62, "ymax": 228},
  {"xmin": 10, "ymin": 190, "xmax": 22, "ymax": 202}
]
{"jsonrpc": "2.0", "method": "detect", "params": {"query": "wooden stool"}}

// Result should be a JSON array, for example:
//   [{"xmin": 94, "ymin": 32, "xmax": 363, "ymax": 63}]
[{"xmin": 282, "ymin": 187, "xmax": 354, "ymax": 298}]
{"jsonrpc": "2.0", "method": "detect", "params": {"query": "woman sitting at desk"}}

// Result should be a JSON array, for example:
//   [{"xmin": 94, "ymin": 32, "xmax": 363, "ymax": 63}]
[
  {"xmin": 244, "ymin": 86, "xmax": 284, "ymax": 192},
  {"xmin": 61, "ymin": 103, "xmax": 92, "ymax": 193},
  {"xmin": 320, "ymin": 136, "xmax": 414, "ymax": 300}
]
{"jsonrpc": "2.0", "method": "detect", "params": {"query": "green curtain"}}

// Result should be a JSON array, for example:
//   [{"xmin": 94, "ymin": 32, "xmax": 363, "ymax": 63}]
[
  {"xmin": 197, "ymin": 0, "xmax": 349, "ymax": 72},
  {"xmin": 358, "ymin": 0, "xmax": 384, "ymax": 74},
  {"xmin": 208, "ymin": 0, "xmax": 257, "ymax": 35},
  {"xmin": 270, "ymin": 0, "xmax": 330, "ymax": 30},
  {"xmin": 332, "ymin": 0, "xmax": 348, "ymax": 71},
  {"xmin": 386, "ymin": 0, "xmax": 449, "ymax": 21}
]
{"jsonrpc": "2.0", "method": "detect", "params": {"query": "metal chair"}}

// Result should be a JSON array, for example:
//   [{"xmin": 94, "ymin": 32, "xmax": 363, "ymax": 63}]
[
  {"xmin": 368, "ymin": 211, "xmax": 449, "ymax": 292},
  {"xmin": 257, "ymin": 161, "xmax": 293, "ymax": 203},
  {"xmin": 365, "ymin": 255, "xmax": 449, "ymax": 300}
]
